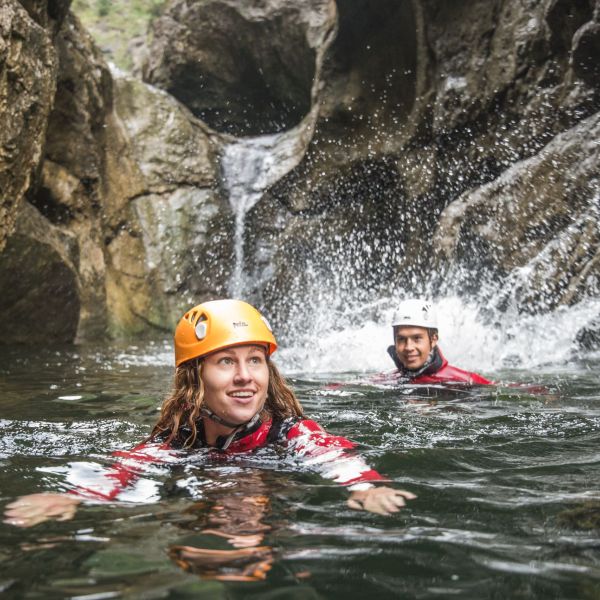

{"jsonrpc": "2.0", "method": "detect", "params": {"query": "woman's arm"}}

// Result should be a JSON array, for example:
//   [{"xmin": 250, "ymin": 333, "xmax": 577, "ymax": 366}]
[
  {"xmin": 3, "ymin": 441, "xmax": 179, "ymax": 527},
  {"xmin": 71, "ymin": 441, "xmax": 179, "ymax": 501},
  {"xmin": 284, "ymin": 419, "xmax": 416, "ymax": 515}
]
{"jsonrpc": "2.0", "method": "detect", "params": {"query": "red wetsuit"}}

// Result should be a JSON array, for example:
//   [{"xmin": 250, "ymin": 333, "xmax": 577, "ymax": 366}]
[
  {"xmin": 71, "ymin": 418, "xmax": 385, "ymax": 502},
  {"xmin": 375, "ymin": 345, "xmax": 492, "ymax": 385}
]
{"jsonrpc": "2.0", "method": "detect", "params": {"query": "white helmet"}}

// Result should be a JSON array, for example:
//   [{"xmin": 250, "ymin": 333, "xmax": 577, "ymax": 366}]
[{"xmin": 392, "ymin": 299, "xmax": 438, "ymax": 329}]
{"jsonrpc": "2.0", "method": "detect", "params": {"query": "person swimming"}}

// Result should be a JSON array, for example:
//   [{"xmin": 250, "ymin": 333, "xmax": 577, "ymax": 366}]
[
  {"xmin": 4, "ymin": 299, "xmax": 415, "ymax": 528},
  {"xmin": 384, "ymin": 299, "xmax": 491, "ymax": 385}
]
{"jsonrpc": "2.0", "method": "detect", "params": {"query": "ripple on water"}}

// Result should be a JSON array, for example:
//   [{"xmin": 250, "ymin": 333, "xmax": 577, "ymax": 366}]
[
  {"xmin": 0, "ymin": 419, "xmax": 144, "ymax": 458},
  {"xmin": 1, "ymin": 342, "xmax": 600, "ymax": 598}
]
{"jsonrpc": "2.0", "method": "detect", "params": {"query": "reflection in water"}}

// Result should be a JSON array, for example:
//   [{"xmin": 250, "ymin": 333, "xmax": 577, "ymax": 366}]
[{"xmin": 169, "ymin": 471, "xmax": 275, "ymax": 582}]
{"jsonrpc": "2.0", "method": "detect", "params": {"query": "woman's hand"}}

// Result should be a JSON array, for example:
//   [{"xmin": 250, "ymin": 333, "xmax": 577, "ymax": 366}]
[
  {"xmin": 3, "ymin": 493, "xmax": 82, "ymax": 528},
  {"xmin": 347, "ymin": 486, "xmax": 416, "ymax": 515}
]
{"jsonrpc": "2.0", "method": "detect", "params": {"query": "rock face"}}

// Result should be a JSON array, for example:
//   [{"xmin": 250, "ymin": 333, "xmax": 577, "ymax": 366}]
[
  {"xmin": 239, "ymin": 0, "xmax": 600, "ymax": 329},
  {"xmin": 108, "ymin": 72, "xmax": 229, "ymax": 335},
  {"xmin": 0, "ymin": 202, "xmax": 80, "ymax": 343},
  {"xmin": 39, "ymin": 10, "xmax": 117, "ymax": 339},
  {"xmin": 0, "ymin": 0, "xmax": 227, "ymax": 343},
  {"xmin": 434, "ymin": 111, "xmax": 600, "ymax": 312},
  {"xmin": 143, "ymin": 0, "xmax": 337, "ymax": 136},
  {"xmin": 0, "ymin": 0, "xmax": 57, "ymax": 251},
  {"xmin": 2, "ymin": 0, "xmax": 600, "ymax": 344}
]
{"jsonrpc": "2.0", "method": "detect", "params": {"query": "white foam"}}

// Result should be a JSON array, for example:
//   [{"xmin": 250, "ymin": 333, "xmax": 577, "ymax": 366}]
[{"xmin": 276, "ymin": 295, "xmax": 600, "ymax": 375}]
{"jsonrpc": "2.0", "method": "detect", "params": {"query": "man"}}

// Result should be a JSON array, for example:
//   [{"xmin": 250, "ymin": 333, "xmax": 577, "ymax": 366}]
[{"xmin": 387, "ymin": 299, "xmax": 491, "ymax": 385}]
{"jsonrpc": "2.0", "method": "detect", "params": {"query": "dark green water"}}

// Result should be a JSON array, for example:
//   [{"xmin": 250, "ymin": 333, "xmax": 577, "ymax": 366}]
[{"xmin": 1, "ymin": 344, "xmax": 599, "ymax": 599}]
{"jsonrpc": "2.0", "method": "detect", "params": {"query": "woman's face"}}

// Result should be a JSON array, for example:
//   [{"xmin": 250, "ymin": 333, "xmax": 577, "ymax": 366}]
[{"xmin": 201, "ymin": 345, "xmax": 269, "ymax": 426}]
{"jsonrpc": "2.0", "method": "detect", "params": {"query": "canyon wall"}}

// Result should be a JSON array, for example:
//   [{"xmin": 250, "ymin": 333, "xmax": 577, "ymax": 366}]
[{"xmin": 1, "ymin": 0, "xmax": 599, "ymax": 343}]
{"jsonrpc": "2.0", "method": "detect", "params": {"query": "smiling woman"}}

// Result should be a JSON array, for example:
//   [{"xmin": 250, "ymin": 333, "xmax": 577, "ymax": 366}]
[
  {"xmin": 4, "ymin": 299, "xmax": 415, "ymax": 534},
  {"xmin": 200, "ymin": 345, "xmax": 271, "ymax": 442}
]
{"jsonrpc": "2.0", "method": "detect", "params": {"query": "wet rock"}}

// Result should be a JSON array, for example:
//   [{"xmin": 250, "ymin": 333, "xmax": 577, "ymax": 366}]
[
  {"xmin": 109, "ymin": 70, "xmax": 231, "ymax": 333},
  {"xmin": 433, "ymin": 111, "xmax": 600, "ymax": 311},
  {"xmin": 314, "ymin": 0, "xmax": 420, "ymax": 162},
  {"xmin": 241, "ymin": 0, "xmax": 600, "ymax": 321},
  {"xmin": 0, "ymin": 0, "xmax": 57, "ymax": 251},
  {"xmin": 424, "ymin": 0, "xmax": 550, "ymax": 134},
  {"xmin": 1, "ymin": 2, "xmax": 230, "ymax": 343},
  {"xmin": 142, "ymin": 0, "xmax": 336, "ymax": 136},
  {"xmin": 33, "ymin": 11, "xmax": 115, "ymax": 340},
  {"xmin": 18, "ymin": 0, "xmax": 71, "ymax": 34},
  {"xmin": 575, "ymin": 316, "xmax": 600, "ymax": 350},
  {"xmin": 42, "ymin": 11, "xmax": 113, "ymax": 202},
  {"xmin": 0, "ymin": 202, "xmax": 80, "ymax": 344},
  {"xmin": 545, "ymin": 0, "xmax": 592, "ymax": 54},
  {"xmin": 572, "ymin": 21, "xmax": 600, "ymax": 87},
  {"xmin": 112, "ymin": 71, "xmax": 217, "ymax": 192}
]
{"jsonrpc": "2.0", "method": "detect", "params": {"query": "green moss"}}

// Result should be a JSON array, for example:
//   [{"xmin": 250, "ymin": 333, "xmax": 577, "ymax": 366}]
[{"xmin": 71, "ymin": 0, "xmax": 167, "ymax": 71}]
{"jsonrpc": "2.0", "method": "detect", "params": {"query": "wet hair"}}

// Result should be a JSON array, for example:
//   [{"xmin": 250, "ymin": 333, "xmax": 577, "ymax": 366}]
[{"xmin": 149, "ymin": 357, "xmax": 304, "ymax": 448}]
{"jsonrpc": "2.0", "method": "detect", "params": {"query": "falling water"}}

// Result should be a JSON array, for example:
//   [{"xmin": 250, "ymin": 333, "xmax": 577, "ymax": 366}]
[{"xmin": 220, "ymin": 120, "xmax": 314, "ymax": 298}]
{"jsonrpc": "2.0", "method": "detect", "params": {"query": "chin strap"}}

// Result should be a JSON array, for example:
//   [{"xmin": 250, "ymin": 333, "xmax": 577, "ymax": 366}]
[
  {"xmin": 200, "ymin": 406, "xmax": 243, "ymax": 429},
  {"xmin": 200, "ymin": 407, "xmax": 262, "ymax": 450}
]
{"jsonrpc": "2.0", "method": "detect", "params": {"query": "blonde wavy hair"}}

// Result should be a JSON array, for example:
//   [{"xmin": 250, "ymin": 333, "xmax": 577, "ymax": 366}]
[{"xmin": 150, "ymin": 357, "xmax": 304, "ymax": 448}]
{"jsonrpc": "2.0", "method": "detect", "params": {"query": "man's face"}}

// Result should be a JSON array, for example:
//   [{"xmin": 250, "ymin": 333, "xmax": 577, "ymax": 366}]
[{"xmin": 394, "ymin": 326, "xmax": 437, "ymax": 370}]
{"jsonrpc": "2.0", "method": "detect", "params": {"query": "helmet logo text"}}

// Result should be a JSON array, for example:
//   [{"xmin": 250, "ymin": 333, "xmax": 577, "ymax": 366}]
[{"xmin": 232, "ymin": 321, "xmax": 249, "ymax": 328}]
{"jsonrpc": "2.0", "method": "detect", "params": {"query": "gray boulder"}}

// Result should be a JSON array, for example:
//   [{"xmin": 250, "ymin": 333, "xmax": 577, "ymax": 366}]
[
  {"xmin": 0, "ymin": 202, "xmax": 80, "ymax": 343},
  {"xmin": 109, "ymin": 70, "xmax": 231, "ymax": 334}
]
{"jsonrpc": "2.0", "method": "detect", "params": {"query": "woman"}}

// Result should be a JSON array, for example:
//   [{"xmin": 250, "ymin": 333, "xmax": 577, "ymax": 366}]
[{"xmin": 4, "ymin": 299, "xmax": 415, "ymax": 527}]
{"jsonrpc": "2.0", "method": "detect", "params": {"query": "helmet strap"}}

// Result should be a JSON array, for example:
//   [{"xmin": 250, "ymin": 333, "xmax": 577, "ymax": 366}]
[
  {"xmin": 200, "ymin": 407, "xmax": 263, "ymax": 450},
  {"xmin": 200, "ymin": 406, "xmax": 243, "ymax": 429}
]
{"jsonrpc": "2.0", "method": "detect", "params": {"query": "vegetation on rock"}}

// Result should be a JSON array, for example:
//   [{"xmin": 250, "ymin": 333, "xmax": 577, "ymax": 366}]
[{"xmin": 71, "ymin": 0, "xmax": 166, "ymax": 71}]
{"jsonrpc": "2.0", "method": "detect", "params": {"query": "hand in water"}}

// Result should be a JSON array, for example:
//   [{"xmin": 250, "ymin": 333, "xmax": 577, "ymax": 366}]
[
  {"xmin": 347, "ymin": 486, "xmax": 416, "ymax": 515},
  {"xmin": 4, "ymin": 493, "xmax": 81, "ymax": 527}
]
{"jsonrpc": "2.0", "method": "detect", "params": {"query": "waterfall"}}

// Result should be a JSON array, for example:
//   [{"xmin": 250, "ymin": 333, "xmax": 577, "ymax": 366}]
[{"xmin": 220, "ymin": 121, "xmax": 314, "ymax": 298}]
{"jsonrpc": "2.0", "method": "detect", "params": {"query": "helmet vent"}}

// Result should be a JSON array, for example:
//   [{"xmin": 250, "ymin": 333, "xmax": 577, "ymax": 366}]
[{"xmin": 194, "ymin": 313, "xmax": 208, "ymax": 340}]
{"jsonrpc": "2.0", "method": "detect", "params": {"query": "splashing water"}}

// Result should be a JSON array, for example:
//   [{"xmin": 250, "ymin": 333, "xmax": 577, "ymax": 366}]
[
  {"xmin": 218, "ymin": 127, "xmax": 598, "ymax": 376},
  {"xmin": 276, "ymin": 294, "xmax": 600, "ymax": 376},
  {"xmin": 102, "ymin": 292, "xmax": 598, "ymax": 377},
  {"xmin": 260, "ymin": 191, "xmax": 600, "ymax": 376}
]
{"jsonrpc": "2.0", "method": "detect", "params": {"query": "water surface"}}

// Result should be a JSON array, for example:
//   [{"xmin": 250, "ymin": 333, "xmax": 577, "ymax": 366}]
[{"xmin": 1, "ymin": 343, "xmax": 599, "ymax": 599}]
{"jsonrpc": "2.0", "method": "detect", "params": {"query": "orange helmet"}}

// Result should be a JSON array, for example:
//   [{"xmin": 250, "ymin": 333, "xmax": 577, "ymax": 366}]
[{"xmin": 174, "ymin": 299, "xmax": 277, "ymax": 366}]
